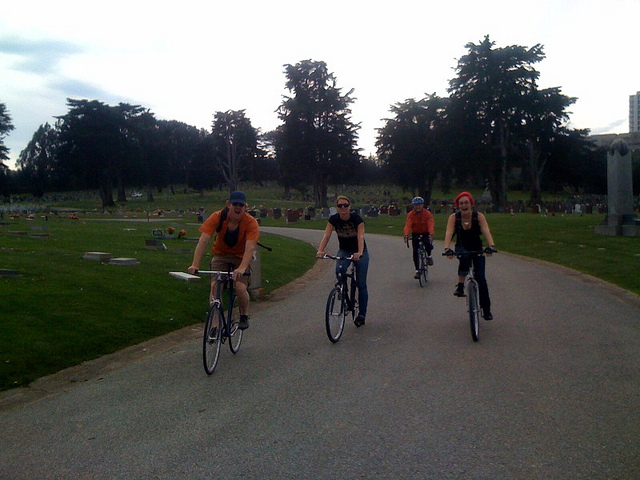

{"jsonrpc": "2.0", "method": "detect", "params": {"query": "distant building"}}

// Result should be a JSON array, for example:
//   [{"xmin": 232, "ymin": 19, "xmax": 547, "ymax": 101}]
[
  {"xmin": 589, "ymin": 132, "xmax": 640, "ymax": 152},
  {"xmin": 630, "ymin": 91, "xmax": 640, "ymax": 133}
]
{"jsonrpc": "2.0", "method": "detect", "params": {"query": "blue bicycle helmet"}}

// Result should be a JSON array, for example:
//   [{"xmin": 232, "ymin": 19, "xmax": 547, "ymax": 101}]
[{"xmin": 411, "ymin": 196, "xmax": 424, "ymax": 205}]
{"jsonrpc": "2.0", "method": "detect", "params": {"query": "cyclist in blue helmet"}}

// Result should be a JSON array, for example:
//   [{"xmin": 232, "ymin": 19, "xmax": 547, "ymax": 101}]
[{"xmin": 403, "ymin": 196, "xmax": 435, "ymax": 279}]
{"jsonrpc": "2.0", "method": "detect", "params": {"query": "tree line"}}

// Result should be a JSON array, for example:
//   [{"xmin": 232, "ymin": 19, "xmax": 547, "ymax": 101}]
[{"xmin": 1, "ymin": 36, "xmax": 621, "ymax": 209}]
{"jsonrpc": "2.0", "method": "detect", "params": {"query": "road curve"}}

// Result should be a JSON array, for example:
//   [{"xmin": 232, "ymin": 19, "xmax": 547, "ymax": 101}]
[{"xmin": 1, "ymin": 226, "xmax": 638, "ymax": 479}]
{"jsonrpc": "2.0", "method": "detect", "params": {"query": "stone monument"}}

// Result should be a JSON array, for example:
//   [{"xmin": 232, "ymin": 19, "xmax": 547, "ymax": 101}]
[{"xmin": 595, "ymin": 139, "xmax": 640, "ymax": 237}]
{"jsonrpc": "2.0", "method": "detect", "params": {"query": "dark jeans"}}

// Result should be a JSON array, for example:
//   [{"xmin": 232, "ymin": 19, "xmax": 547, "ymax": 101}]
[
  {"xmin": 336, "ymin": 249, "xmax": 369, "ymax": 318},
  {"xmin": 458, "ymin": 254, "xmax": 491, "ymax": 313},
  {"xmin": 411, "ymin": 233, "xmax": 433, "ymax": 270}
]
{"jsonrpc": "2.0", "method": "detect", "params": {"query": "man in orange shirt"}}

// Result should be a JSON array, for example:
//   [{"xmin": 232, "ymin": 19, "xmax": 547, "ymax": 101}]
[
  {"xmin": 403, "ymin": 196, "xmax": 435, "ymax": 279},
  {"xmin": 188, "ymin": 191, "xmax": 259, "ymax": 330}
]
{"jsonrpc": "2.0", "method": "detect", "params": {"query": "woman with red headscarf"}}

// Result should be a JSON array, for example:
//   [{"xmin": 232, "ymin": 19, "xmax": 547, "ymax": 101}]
[{"xmin": 443, "ymin": 192, "xmax": 496, "ymax": 320}]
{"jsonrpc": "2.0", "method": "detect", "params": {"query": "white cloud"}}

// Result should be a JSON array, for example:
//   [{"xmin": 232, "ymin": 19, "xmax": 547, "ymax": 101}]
[{"xmin": 2, "ymin": 0, "xmax": 639, "ymax": 169}]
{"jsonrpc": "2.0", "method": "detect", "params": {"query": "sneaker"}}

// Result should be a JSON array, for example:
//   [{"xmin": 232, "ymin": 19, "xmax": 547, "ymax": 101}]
[
  {"xmin": 483, "ymin": 311, "xmax": 493, "ymax": 321},
  {"xmin": 414, "ymin": 271, "xmax": 420, "ymax": 279},
  {"xmin": 238, "ymin": 315, "xmax": 249, "ymax": 330},
  {"xmin": 454, "ymin": 284, "xmax": 465, "ymax": 297},
  {"xmin": 427, "ymin": 256, "xmax": 434, "ymax": 266},
  {"xmin": 354, "ymin": 315, "xmax": 365, "ymax": 327}
]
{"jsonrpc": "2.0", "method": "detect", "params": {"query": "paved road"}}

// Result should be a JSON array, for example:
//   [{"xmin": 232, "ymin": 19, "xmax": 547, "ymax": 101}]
[{"xmin": 1, "ymin": 227, "xmax": 639, "ymax": 479}]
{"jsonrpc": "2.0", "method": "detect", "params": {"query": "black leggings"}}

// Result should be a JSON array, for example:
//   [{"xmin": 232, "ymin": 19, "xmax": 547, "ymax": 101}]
[
  {"xmin": 411, "ymin": 233, "xmax": 433, "ymax": 270},
  {"xmin": 458, "ymin": 254, "xmax": 491, "ymax": 313}
]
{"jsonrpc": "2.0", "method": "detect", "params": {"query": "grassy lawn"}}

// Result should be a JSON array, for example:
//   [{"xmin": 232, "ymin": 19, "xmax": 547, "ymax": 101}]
[
  {"xmin": 1, "ymin": 184, "xmax": 638, "ymax": 392},
  {"xmin": 0, "ymin": 215, "xmax": 315, "ymax": 391}
]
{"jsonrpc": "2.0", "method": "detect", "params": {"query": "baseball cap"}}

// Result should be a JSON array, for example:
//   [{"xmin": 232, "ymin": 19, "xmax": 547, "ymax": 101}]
[{"xmin": 228, "ymin": 191, "xmax": 247, "ymax": 206}]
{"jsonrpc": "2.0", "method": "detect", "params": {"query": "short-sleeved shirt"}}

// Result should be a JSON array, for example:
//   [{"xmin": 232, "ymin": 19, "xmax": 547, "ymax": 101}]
[
  {"xmin": 329, "ymin": 212, "xmax": 367, "ymax": 254},
  {"xmin": 199, "ymin": 209, "xmax": 259, "ymax": 259}
]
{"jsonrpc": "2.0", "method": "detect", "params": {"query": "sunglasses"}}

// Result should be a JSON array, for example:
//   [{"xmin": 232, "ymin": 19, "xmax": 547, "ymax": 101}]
[
  {"xmin": 337, "ymin": 204, "xmax": 350, "ymax": 208},
  {"xmin": 231, "ymin": 202, "xmax": 245, "ymax": 207}
]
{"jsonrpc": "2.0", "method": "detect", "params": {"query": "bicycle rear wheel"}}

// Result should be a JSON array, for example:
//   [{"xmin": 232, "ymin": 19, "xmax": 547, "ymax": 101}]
[
  {"xmin": 325, "ymin": 285, "xmax": 346, "ymax": 343},
  {"xmin": 467, "ymin": 281, "xmax": 480, "ymax": 342},
  {"xmin": 418, "ymin": 248, "xmax": 429, "ymax": 287},
  {"xmin": 203, "ymin": 303, "xmax": 223, "ymax": 374},
  {"xmin": 228, "ymin": 296, "xmax": 243, "ymax": 354}
]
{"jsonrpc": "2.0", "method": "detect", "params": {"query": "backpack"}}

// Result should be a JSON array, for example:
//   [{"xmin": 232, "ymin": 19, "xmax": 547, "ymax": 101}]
[
  {"xmin": 215, "ymin": 206, "xmax": 272, "ymax": 252},
  {"xmin": 216, "ymin": 207, "xmax": 229, "ymax": 233}
]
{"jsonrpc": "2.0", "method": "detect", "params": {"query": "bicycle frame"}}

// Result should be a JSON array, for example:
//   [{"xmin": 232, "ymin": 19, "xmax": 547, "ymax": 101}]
[
  {"xmin": 200, "ymin": 269, "xmax": 237, "ymax": 339},
  {"xmin": 323, "ymin": 254, "xmax": 358, "ymax": 343},
  {"xmin": 411, "ymin": 234, "xmax": 430, "ymax": 287},
  {"xmin": 443, "ymin": 250, "xmax": 487, "ymax": 342},
  {"xmin": 199, "ymin": 268, "xmax": 244, "ymax": 374}
]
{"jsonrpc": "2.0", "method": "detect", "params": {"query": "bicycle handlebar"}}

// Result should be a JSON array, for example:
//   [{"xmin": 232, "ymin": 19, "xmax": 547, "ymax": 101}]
[
  {"xmin": 442, "ymin": 247, "xmax": 497, "ymax": 258},
  {"xmin": 192, "ymin": 270, "xmax": 250, "ymax": 276},
  {"xmin": 322, "ymin": 254, "xmax": 354, "ymax": 261}
]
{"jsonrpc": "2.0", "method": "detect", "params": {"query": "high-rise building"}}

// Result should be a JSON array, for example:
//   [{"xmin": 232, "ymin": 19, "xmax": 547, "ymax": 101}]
[{"xmin": 630, "ymin": 91, "xmax": 640, "ymax": 133}]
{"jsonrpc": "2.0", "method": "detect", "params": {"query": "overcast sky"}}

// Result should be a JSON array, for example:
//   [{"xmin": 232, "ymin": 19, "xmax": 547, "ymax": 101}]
[{"xmin": 1, "ymin": 0, "xmax": 638, "ymax": 170}]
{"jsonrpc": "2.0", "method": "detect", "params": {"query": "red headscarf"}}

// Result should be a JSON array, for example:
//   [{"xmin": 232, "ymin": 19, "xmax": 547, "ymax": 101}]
[{"xmin": 454, "ymin": 191, "xmax": 475, "ymax": 208}]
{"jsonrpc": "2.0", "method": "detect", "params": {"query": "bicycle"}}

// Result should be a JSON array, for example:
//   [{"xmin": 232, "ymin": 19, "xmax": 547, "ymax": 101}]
[
  {"xmin": 197, "ymin": 267, "xmax": 245, "ymax": 375},
  {"xmin": 443, "ymin": 248, "xmax": 497, "ymax": 342},
  {"xmin": 322, "ymin": 254, "xmax": 359, "ymax": 343},
  {"xmin": 408, "ymin": 234, "xmax": 431, "ymax": 287}
]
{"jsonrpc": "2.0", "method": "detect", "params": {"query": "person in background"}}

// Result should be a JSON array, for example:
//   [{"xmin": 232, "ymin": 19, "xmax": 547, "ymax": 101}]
[
  {"xmin": 316, "ymin": 195, "xmax": 369, "ymax": 327},
  {"xmin": 188, "ymin": 191, "xmax": 259, "ymax": 330},
  {"xmin": 443, "ymin": 191, "xmax": 496, "ymax": 320},
  {"xmin": 403, "ymin": 196, "xmax": 435, "ymax": 279}
]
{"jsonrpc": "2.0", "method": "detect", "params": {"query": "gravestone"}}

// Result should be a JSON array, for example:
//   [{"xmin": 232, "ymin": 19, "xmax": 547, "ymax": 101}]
[
  {"xmin": 83, "ymin": 252, "xmax": 112, "ymax": 262},
  {"xmin": 109, "ymin": 257, "xmax": 140, "ymax": 266},
  {"xmin": 0, "ymin": 269, "xmax": 20, "ymax": 277},
  {"xmin": 169, "ymin": 272, "xmax": 201, "ymax": 282},
  {"xmin": 596, "ymin": 139, "xmax": 640, "ymax": 237},
  {"xmin": 145, "ymin": 239, "xmax": 168, "ymax": 250}
]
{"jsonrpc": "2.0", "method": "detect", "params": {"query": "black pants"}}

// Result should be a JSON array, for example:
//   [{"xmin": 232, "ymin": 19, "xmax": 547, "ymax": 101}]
[
  {"xmin": 411, "ymin": 233, "xmax": 433, "ymax": 270},
  {"xmin": 458, "ymin": 254, "xmax": 491, "ymax": 313}
]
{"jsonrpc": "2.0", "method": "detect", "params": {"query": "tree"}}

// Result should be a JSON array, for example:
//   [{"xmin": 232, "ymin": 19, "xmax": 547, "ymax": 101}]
[
  {"xmin": 448, "ymin": 36, "xmax": 545, "ymax": 210},
  {"xmin": 211, "ymin": 110, "xmax": 259, "ymax": 193},
  {"xmin": 16, "ymin": 122, "xmax": 60, "ymax": 197},
  {"xmin": 0, "ymin": 102, "xmax": 15, "ymax": 198},
  {"xmin": 159, "ymin": 120, "xmax": 203, "ymax": 188},
  {"xmin": 276, "ymin": 60, "xmax": 360, "ymax": 207},
  {"xmin": 57, "ymin": 99, "xmax": 128, "ymax": 207},
  {"xmin": 376, "ymin": 95, "xmax": 449, "ymax": 203},
  {"xmin": 515, "ymin": 87, "xmax": 576, "ymax": 203},
  {"xmin": 0, "ymin": 102, "xmax": 14, "ymax": 165}
]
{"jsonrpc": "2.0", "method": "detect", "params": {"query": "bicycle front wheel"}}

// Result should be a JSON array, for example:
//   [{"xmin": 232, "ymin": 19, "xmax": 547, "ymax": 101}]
[
  {"xmin": 228, "ymin": 296, "xmax": 243, "ymax": 354},
  {"xmin": 203, "ymin": 303, "xmax": 223, "ymax": 374},
  {"xmin": 467, "ymin": 281, "xmax": 480, "ymax": 342},
  {"xmin": 325, "ymin": 285, "xmax": 346, "ymax": 343},
  {"xmin": 418, "ymin": 249, "xmax": 429, "ymax": 287}
]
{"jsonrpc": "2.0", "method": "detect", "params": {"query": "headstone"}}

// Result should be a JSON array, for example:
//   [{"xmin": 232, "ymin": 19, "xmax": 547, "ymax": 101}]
[
  {"xmin": 109, "ymin": 257, "xmax": 140, "ymax": 266},
  {"xmin": 145, "ymin": 239, "xmax": 168, "ymax": 250},
  {"xmin": 596, "ymin": 139, "xmax": 640, "ymax": 237},
  {"xmin": 83, "ymin": 252, "xmax": 112, "ymax": 262},
  {"xmin": 0, "ymin": 269, "xmax": 20, "ymax": 277},
  {"xmin": 169, "ymin": 272, "xmax": 201, "ymax": 282},
  {"xmin": 286, "ymin": 209, "xmax": 298, "ymax": 223},
  {"xmin": 249, "ymin": 248, "xmax": 261, "ymax": 291}
]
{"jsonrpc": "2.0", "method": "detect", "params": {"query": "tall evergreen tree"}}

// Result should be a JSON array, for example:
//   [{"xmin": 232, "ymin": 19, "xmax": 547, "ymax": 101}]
[
  {"xmin": 276, "ymin": 60, "xmax": 360, "ymax": 207},
  {"xmin": 376, "ymin": 95, "xmax": 449, "ymax": 203},
  {"xmin": 448, "ymin": 36, "xmax": 545, "ymax": 210}
]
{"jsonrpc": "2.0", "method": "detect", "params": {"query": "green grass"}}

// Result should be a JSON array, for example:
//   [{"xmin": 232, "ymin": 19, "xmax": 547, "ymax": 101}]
[
  {"xmin": 266, "ymin": 211, "xmax": 640, "ymax": 296},
  {"xmin": 0, "ymin": 216, "xmax": 315, "ymax": 391},
  {"xmin": 1, "ymin": 184, "xmax": 638, "ymax": 392}
]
